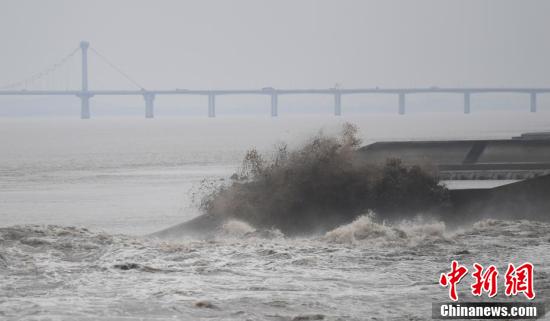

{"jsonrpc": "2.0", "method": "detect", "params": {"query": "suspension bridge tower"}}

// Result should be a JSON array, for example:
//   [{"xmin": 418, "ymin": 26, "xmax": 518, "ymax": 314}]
[{"xmin": 78, "ymin": 41, "xmax": 92, "ymax": 119}]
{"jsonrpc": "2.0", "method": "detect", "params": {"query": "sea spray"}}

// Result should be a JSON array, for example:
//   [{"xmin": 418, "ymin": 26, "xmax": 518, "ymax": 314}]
[
  {"xmin": 220, "ymin": 220, "xmax": 256, "ymax": 237},
  {"xmin": 323, "ymin": 212, "xmax": 448, "ymax": 246},
  {"xmin": 198, "ymin": 123, "xmax": 449, "ymax": 235}
]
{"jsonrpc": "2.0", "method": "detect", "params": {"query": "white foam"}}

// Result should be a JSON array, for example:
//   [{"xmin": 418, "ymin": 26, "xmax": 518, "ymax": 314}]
[
  {"xmin": 220, "ymin": 219, "xmax": 256, "ymax": 237},
  {"xmin": 323, "ymin": 212, "xmax": 448, "ymax": 246}
]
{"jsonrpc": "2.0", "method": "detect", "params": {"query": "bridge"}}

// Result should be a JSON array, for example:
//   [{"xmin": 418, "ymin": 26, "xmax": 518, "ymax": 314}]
[{"xmin": 1, "ymin": 41, "xmax": 549, "ymax": 119}]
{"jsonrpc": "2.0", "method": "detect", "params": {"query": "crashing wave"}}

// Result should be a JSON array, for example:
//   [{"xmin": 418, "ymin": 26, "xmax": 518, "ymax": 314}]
[
  {"xmin": 219, "ymin": 219, "xmax": 284, "ymax": 240},
  {"xmin": 220, "ymin": 220, "xmax": 256, "ymax": 237},
  {"xmin": 323, "ymin": 212, "xmax": 447, "ymax": 246},
  {"xmin": 194, "ymin": 123, "xmax": 449, "ymax": 236}
]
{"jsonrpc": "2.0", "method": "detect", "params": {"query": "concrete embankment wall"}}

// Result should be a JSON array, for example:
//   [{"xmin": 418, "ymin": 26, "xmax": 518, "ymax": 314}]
[
  {"xmin": 448, "ymin": 174, "xmax": 550, "ymax": 224},
  {"xmin": 359, "ymin": 138, "xmax": 550, "ymax": 223},
  {"xmin": 359, "ymin": 139, "xmax": 550, "ymax": 167}
]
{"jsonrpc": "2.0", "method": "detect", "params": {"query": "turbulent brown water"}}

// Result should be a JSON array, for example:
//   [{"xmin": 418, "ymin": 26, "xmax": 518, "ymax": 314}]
[{"xmin": 1, "ymin": 218, "xmax": 549, "ymax": 320}]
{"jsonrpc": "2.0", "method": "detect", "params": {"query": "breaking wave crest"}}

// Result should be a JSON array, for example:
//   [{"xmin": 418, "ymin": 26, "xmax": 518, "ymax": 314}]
[
  {"xmin": 323, "ymin": 212, "xmax": 448, "ymax": 246},
  {"xmin": 219, "ymin": 220, "xmax": 285, "ymax": 240},
  {"xmin": 221, "ymin": 220, "xmax": 256, "ymax": 236}
]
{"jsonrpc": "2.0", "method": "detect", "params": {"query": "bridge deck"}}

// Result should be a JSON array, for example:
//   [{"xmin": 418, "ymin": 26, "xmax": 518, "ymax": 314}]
[{"xmin": 1, "ymin": 87, "xmax": 550, "ymax": 96}]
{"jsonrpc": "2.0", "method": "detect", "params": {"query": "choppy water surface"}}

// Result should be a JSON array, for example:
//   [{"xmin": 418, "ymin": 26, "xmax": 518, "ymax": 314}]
[
  {"xmin": 1, "ymin": 116, "xmax": 549, "ymax": 320},
  {"xmin": 1, "ymin": 219, "xmax": 549, "ymax": 320}
]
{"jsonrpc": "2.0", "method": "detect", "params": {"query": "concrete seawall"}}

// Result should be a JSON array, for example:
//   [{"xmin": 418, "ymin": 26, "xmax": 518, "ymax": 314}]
[
  {"xmin": 358, "ymin": 136, "xmax": 550, "ymax": 180},
  {"xmin": 448, "ymin": 174, "xmax": 550, "ymax": 223},
  {"xmin": 359, "ymin": 134, "xmax": 550, "ymax": 222}
]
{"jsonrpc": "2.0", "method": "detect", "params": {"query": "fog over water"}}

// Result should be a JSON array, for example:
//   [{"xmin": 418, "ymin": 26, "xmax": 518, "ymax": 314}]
[{"xmin": 2, "ymin": 0, "xmax": 550, "ymax": 116}]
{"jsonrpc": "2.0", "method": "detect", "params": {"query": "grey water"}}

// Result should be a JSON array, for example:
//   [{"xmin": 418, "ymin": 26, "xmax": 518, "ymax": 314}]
[{"xmin": 1, "ymin": 113, "xmax": 549, "ymax": 320}]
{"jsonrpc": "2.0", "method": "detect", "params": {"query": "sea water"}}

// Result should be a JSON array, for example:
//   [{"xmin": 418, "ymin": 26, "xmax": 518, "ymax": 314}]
[{"xmin": 1, "ymin": 114, "xmax": 549, "ymax": 320}]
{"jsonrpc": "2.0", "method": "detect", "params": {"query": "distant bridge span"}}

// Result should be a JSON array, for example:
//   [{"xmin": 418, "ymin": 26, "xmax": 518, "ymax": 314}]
[{"xmin": 0, "ymin": 41, "xmax": 549, "ymax": 118}]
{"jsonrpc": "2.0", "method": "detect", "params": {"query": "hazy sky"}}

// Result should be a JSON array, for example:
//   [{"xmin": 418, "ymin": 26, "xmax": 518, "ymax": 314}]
[{"xmin": 1, "ymin": 0, "xmax": 550, "ymax": 115}]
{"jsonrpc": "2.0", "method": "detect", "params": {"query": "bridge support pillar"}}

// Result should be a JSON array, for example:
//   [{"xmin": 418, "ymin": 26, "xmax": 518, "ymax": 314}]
[
  {"xmin": 530, "ymin": 93, "xmax": 537, "ymax": 113},
  {"xmin": 271, "ymin": 93, "xmax": 278, "ymax": 117},
  {"xmin": 334, "ymin": 92, "xmax": 342, "ymax": 116},
  {"xmin": 464, "ymin": 92, "xmax": 471, "ymax": 114},
  {"xmin": 208, "ymin": 93, "xmax": 216, "ymax": 117},
  {"xmin": 144, "ymin": 93, "xmax": 155, "ymax": 118},
  {"xmin": 398, "ymin": 93, "xmax": 405, "ymax": 115},
  {"xmin": 80, "ymin": 96, "xmax": 90, "ymax": 119},
  {"xmin": 77, "ymin": 93, "xmax": 93, "ymax": 119}
]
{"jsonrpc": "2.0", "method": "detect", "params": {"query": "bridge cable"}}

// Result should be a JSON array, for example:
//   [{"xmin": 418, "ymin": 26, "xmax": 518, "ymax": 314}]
[
  {"xmin": 89, "ymin": 47, "xmax": 144, "ymax": 90},
  {"xmin": 0, "ymin": 47, "xmax": 80, "ymax": 90}
]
